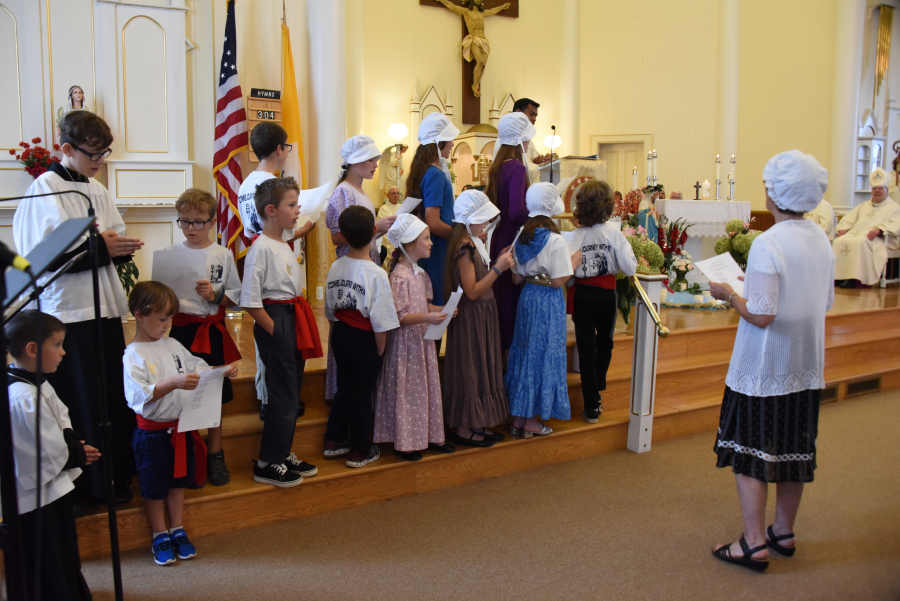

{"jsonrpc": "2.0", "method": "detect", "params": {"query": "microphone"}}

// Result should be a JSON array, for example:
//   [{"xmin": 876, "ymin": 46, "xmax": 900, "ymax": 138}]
[{"xmin": 0, "ymin": 244, "xmax": 30, "ymax": 272}]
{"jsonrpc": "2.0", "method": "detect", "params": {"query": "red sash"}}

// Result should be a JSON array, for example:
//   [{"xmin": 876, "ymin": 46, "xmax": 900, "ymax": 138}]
[
  {"xmin": 567, "ymin": 275, "xmax": 618, "ymax": 313},
  {"xmin": 135, "ymin": 415, "xmax": 207, "ymax": 487},
  {"xmin": 263, "ymin": 296, "xmax": 323, "ymax": 359},
  {"xmin": 171, "ymin": 307, "xmax": 242, "ymax": 364},
  {"xmin": 334, "ymin": 309, "xmax": 373, "ymax": 332}
]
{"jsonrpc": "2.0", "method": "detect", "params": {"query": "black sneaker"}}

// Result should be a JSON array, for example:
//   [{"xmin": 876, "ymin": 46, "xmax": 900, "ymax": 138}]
[
  {"xmin": 259, "ymin": 403, "xmax": 267, "ymax": 422},
  {"xmin": 207, "ymin": 449, "xmax": 231, "ymax": 486},
  {"xmin": 582, "ymin": 408, "xmax": 601, "ymax": 424},
  {"xmin": 253, "ymin": 462, "xmax": 303, "ymax": 487},
  {"xmin": 346, "ymin": 444, "xmax": 380, "ymax": 468},
  {"xmin": 284, "ymin": 452, "xmax": 318, "ymax": 477},
  {"xmin": 297, "ymin": 401, "xmax": 305, "ymax": 419}
]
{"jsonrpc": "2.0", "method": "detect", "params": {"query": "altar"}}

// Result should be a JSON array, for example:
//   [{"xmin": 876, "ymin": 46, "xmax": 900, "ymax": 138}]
[{"xmin": 657, "ymin": 198, "xmax": 752, "ymax": 288}]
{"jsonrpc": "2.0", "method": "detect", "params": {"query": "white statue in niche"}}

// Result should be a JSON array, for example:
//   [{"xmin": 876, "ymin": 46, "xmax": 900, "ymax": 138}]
[{"xmin": 56, "ymin": 85, "xmax": 91, "ymax": 129}]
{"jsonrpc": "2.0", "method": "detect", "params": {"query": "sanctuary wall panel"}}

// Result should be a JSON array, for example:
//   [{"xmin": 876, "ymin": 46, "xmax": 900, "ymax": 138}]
[
  {"xmin": 47, "ymin": 0, "xmax": 95, "ymax": 125},
  {"xmin": 115, "ymin": 168, "xmax": 186, "ymax": 199},
  {"xmin": 0, "ymin": 168, "xmax": 33, "ymax": 198},
  {"xmin": 122, "ymin": 16, "xmax": 168, "ymax": 153},
  {"xmin": 124, "ymin": 219, "xmax": 174, "ymax": 281},
  {"xmin": 0, "ymin": 5, "xmax": 22, "ymax": 151}
]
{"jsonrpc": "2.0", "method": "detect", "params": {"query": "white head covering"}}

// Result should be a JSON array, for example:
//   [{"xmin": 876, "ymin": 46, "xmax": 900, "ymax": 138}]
[
  {"xmin": 387, "ymin": 213, "xmax": 429, "ymax": 274},
  {"xmin": 526, "ymin": 182, "xmax": 565, "ymax": 218},
  {"xmin": 418, "ymin": 113, "xmax": 460, "ymax": 183},
  {"xmin": 762, "ymin": 150, "xmax": 828, "ymax": 213},
  {"xmin": 453, "ymin": 190, "xmax": 501, "ymax": 265},
  {"xmin": 340, "ymin": 135, "xmax": 382, "ymax": 166},
  {"xmin": 493, "ymin": 112, "xmax": 537, "ymax": 161},
  {"xmin": 870, "ymin": 167, "xmax": 889, "ymax": 189}
]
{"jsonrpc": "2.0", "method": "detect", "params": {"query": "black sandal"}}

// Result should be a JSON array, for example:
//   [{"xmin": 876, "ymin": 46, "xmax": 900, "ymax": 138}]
[
  {"xmin": 712, "ymin": 535, "xmax": 769, "ymax": 572},
  {"xmin": 453, "ymin": 432, "xmax": 494, "ymax": 448},
  {"xmin": 766, "ymin": 525, "xmax": 796, "ymax": 557},
  {"xmin": 473, "ymin": 427, "xmax": 504, "ymax": 442}
]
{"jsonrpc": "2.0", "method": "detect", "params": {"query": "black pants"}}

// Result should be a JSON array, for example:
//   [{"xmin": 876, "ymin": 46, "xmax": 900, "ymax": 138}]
[
  {"xmin": 573, "ymin": 285, "xmax": 618, "ymax": 412},
  {"xmin": 20, "ymin": 491, "xmax": 92, "ymax": 601},
  {"xmin": 46, "ymin": 318, "xmax": 135, "ymax": 502},
  {"xmin": 169, "ymin": 322, "xmax": 234, "ymax": 404},
  {"xmin": 325, "ymin": 320, "xmax": 383, "ymax": 455},
  {"xmin": 254, "ymin": 305, "xmax": 306, "ymax": 464}
]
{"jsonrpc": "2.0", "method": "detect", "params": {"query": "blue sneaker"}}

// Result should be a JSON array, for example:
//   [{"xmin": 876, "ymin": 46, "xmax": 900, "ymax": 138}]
[
  {"xmin": 151, "ymin": 533, "xmax": 176, "ymax": 566},
  {"xmin": 169, "ymin": 528, "xmax": 197, "ymax": 560}
]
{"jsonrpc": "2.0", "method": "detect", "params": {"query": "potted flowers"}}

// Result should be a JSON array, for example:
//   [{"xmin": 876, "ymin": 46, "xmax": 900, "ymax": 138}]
[
  {"xmin": 9, "ymin": 138, "xmax": 60, "ymax": 179},
  {"xmin": 714, "ymin": 218, "xmax": 761, "ymax": 269}
]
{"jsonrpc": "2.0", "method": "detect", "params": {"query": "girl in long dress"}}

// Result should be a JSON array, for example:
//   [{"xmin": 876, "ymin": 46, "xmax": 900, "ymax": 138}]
[
  {"xmin": 443, "ymin": 191, "xmax": 515, "ymax": 447},
  {"xmin": 374, "ymin": 214, "xmax": 455, "ymax": 460},
  {"xmin": 506, "ymin": 183, "xmax": 579, "ymax": 438},
  {"xmin": 485, "ymin": 112, "xmax": 536, "ymax": 351}
]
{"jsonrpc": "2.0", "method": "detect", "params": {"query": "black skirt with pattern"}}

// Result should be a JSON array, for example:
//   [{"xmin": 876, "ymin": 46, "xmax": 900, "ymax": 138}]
[{"xmin": 714, "ymin": 386, "xmax": 820, "ymax": 483}]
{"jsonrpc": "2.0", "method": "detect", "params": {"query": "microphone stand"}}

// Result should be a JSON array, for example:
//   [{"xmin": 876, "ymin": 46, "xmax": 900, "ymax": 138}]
[{"xmin": 0, "ymin": 190, "xmax": 125, "ymax": 601}]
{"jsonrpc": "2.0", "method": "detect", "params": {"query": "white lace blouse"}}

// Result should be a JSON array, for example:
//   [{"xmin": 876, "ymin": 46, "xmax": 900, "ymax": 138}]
[{"xmin": 725, "ymin": 220, "xmax": 835, "ymax": 397}]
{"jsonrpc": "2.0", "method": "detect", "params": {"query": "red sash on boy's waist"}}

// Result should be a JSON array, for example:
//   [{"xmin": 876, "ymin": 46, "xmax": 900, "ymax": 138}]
[
  {"xmin": 135, "ymin": 415, "xmax": 207, "ymax": 486},
  {"xmin": 263, "ymin": 296, "xmax": 323, "ymax": 359},
  {"xmin": 577, "ymin": 274, "xmax": 617, "ymax": 289},
  {"xmin": 334, "ymin": 309, "xmax": 373, "ymax": 332},
  {"xmin": 171, "ymin": 307, "xmax": 242, "ymax": 364}
]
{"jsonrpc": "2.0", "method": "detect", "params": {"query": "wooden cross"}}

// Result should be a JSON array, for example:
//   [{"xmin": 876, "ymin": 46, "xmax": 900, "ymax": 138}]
[
  {"xmin": 693, "ymin": 181, "xmax": 701, "ymax": 200},
  {"xmin": 420, "ymin": 0, "xmax": 520, "ymax": 124}
]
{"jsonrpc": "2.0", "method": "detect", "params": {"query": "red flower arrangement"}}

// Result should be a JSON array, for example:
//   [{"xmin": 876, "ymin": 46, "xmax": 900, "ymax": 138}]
[
  {"xmin": 10, "ymin": 137, "xmax": 60, "ymax": 179},
  {"xmin": 614, "ymin": 188, "xmax": 643, "ymax": 225}
]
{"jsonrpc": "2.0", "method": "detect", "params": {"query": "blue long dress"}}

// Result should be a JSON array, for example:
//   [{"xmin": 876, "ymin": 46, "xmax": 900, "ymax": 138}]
[
  {"xmin": 505, "ymin": 228, "xmax": 571, "ymax": 420},
  {"xmin": 416, "ymin": 165, "xmax": 454, "ymax": 303}
]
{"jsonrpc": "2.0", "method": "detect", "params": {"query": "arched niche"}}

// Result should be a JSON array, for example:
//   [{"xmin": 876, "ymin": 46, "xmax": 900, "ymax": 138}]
[{"xmin": 122, "ymin": 15, "xmax": 168, "ymax": 153}]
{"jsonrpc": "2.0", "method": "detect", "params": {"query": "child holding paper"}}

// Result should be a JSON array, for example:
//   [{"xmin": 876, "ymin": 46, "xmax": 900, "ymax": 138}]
[
  {"xmin": 123, "ymin": 282, "xmax": 238, "ymax": 565},
  {"xmin": 374, "ymin": 214, "xmax": 455, "ymax": 460},
  {"xmin": 570, "ymin": 180, "xmax": 637, "ymax": 423},
  {"xmin": 157, "ymin": 188, "xmax": 242, "ymax": 486}
]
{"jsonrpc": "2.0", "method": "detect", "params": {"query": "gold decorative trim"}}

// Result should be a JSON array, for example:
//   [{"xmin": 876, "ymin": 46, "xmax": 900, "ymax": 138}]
[
  {"xmin": 122, "ymin": 15, "xmax": 169, "ymax": 153},
  {"xmin": 0, "ymin": 4, "xmax": 23, "ymax": 150},
  {"xmin": 114, "ymin": 168, "xmax": 185, "ymax": 198}
]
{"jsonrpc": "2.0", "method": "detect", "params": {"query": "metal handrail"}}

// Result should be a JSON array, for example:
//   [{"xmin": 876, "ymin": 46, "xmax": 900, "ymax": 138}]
[{"xmin": 630, "ymin": 274, "xmax": 670, "ymax": 338}]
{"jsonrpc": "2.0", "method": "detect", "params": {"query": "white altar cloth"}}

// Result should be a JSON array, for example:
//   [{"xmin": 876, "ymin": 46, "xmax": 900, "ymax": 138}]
[{"xmin": 657, "ymin": 199, "xmax": 752, "ymax": 238}]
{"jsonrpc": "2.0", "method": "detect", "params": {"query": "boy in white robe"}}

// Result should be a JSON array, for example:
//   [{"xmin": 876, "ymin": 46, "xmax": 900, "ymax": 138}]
[
  {"xmin": 13, "ymin": 111, "xmax": 143, "ymax": 505},
  {"xmin": 5, "ymin": 310, "xmax": 100, "ymax": 600},
  {"xmin": 833, "ymin": 168, "xmax": 900, "ymax": 287}
]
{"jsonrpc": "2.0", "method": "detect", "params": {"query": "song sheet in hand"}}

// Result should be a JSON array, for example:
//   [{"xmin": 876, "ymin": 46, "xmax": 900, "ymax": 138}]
[
  {"xmin": 151, "ymin": 248, "xmax": 207, "ymax": 302},
  {"xmin": 693, "ymin": 253, "xmax": 745, "ymax": 297},
  {"xmin": 176, "ymin": 366, "xmax": 228, "ymax": 432},
  {"xmin": 424, "ymin": 286, "xmax": 463, "ymax": 341},
  {"xmin": 296, "ymin": 181, "xmax": 334, "ymax": 228},
  {"xmin": 396, "ymin": 196, "xmax": 423, "ymax": 215}
]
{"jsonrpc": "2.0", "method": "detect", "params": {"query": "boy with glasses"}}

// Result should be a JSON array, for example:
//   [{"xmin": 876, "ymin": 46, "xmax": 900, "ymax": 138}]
[
  {"xmin": 156, "ymin": 188, "xmax": 243, "ymax": 486},
  {"xmin": 13, "ymin": 110, "xmax": 144, "ymax": 505}
]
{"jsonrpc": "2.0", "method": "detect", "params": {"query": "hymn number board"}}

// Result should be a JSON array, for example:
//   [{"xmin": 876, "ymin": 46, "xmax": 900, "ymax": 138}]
[{"xmin": 247, "ymin": 88, "xmax": 282, "ymax": 163}]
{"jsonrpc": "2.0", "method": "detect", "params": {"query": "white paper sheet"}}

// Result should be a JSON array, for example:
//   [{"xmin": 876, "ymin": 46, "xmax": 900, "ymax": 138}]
[
  {"xmin": 396, "ymin": 196, "xmax": 423, "ymax": 215},
  {"xmin": 176, "ymin": 366, "xmax": 228, "ymax": 432},
  {"xmin": 424, "ymin": 286, "xmax": 463, "ymax": 341},
  {"xmin": 295, "ymin": 181, "xmax": 333, "ymax": 228},
  {"xmin": 693, "ymin": 252, "xmax": 745, "ymax": 297},
  {"xmin": 151, "ymin": 248, "xmax": 207, "ymax": 302},
  {"xmin": 560, "ymin": 230, "xmax": 586, "ymax": 255}
]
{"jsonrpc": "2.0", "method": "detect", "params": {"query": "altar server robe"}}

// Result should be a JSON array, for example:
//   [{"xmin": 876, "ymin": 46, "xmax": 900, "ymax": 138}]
[
  {"xmin": 806, "ymin": 199, "xmax": 836, "ymax": 241},
  {"xmin": 833, "ymin": 198, "xmax": 900, "ymax": 285}
]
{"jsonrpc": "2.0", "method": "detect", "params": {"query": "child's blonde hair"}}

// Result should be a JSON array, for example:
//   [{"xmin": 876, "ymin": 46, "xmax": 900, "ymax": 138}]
[
  {"xmin": 175, "ymin": 188, "xmax": 217, "ymax": 219},
  {"xmin": 128, "ymin": 281, "xmax": 180, "ymax": 317}
]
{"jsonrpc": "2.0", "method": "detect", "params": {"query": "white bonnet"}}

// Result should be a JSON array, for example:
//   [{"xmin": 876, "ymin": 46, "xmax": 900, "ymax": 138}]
[
  {"xmin": 762, "ymin": 150, "xmax": 828, "ymax": 213},
  {"xmin": 418, "ymin": 113, "xmax": 460, "ymax": 145},
  {"xmin": 386, "ymin": 213, "xmax": 428, "ymax": 248},
  {"xmin": 453, "ymin": 190, "xmax": 500, "ymax": 225},
  {"xmin": 526, "ymin": 182, "xmax": 565, "ymax": 218},
  {"xmin": 340, "ymin": 135, "xmax": 382, "ymax": 165}
]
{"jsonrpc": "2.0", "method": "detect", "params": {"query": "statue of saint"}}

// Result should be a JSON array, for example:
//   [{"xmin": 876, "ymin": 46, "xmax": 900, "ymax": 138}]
[
  {"xmin": 56, "ymin": 85, "xmax": 90, "ymax": 129},
  {"xmin": 437, "ymin": 0, "xmax": 511, "ymax": 97}
]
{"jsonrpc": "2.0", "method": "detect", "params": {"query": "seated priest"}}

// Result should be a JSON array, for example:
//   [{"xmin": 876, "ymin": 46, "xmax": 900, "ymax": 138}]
[
  {"xmin": 669, "ymin": 190, "xmax": 684, "ymax": 200},
  {"xmin": 806, "ymin": 198, "xmax": 835, "ymax": 241},
  {"xmin": 833, "ymin": 168, "xmax": 900, "ymax": 288},
  {"xmin": 378, "ymin": 143, "xmax": 408, "ymax": 201}
]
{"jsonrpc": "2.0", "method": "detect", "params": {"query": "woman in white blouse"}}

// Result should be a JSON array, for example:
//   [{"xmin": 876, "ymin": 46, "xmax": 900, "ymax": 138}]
[{"xmin": 709, "ymin": 150, "xmax": 833, "ymax": 572}]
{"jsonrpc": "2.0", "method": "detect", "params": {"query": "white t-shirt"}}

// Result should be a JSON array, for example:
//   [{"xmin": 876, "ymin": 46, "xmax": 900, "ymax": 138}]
[
  {"xmin": 241, "ymin": 234, "xmax": 303, "ymax": 308},
  {"xmin": 236, "ymin": 170, "xmax": 293, "ymax": 241},
  {"xmin": 6, "ymin": 378, "xmax": 80, "ymax": 515},
  {"xmin": 123, "ymin": 337, "xmax": 209, "ymax": 422},
  {"xmin": 13, "ymin": 171, "xmax": 129, "ymax": 322},
  {"xmin": 324, "ymin": 256, "xmax": 400, "ymax": 333},
  {"xmin": 725, "ymin": 220, "xmax": 835, "ymax": 397},
  {"xmin": 573, "ymin": 222, "xmax": 638, "ymax": 278},
  {"xmin": 514, "ymin": 232, "xmax": 574, "ymax": 279},
  {"xmin": 158, "ymin": 243, "xmax": 242, "ymax": 316}
]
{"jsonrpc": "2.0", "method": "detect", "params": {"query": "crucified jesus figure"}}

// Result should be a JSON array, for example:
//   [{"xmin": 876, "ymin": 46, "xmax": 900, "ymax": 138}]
[{"xmin": 438, "ymin": 0, "xmax": 511, "ymax": 97}]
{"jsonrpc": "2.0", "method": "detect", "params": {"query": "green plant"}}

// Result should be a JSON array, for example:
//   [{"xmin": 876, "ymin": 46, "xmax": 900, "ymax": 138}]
[{"xmin": 116, "ymin": 259, "xmax": 140, "ymax": 295}]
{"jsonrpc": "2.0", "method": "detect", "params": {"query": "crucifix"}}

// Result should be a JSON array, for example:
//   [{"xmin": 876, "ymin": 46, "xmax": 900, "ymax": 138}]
[
  {"xmin": 421, "ymin": 0, "xmax": 519, "ymax": 124},
  {"xmin": 693, "ymin": 181, "xmax": 701, "ymax": 200}
]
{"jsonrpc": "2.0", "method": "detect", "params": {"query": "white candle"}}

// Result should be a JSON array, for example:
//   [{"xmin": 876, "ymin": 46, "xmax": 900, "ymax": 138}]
[
  {"xmin": 652, "ymin": 150, "xmax": 658, "ymax": 179},
  {"xmin": 731, "ymin": 155, "xmax": 736, "ymax": 182},
  {"xmin": 632, "ymin": 167, "xmax": 638, "ymax": 190},
  {"xmin": 647, "ymin": 153, "xmax": 652, "ymax": 182},
  {"xmin": 716, "ymin": 154, "xmax": 721, "ymax": 182},
  {"xmin": 702, "ymin": 179, "xmax": 710, "ymax": 199}
]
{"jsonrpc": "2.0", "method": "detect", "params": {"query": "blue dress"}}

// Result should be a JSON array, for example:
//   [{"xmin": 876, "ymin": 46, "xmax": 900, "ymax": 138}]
[
  {"xmin": 417, "ymin": 165, "xmax": 454, "ymax": 303},
  {"xmin": 505, "ymin": 228, "xmax": 571, "ymax": 420},
  {"xmin": 637, "ymin": 207, "xmax": 659, "ymax": 240}
]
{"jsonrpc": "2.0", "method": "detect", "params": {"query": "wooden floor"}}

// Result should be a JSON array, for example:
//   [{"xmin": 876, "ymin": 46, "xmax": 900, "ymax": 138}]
[{"xmin": 78, "ymin": 287, "xmax": 900, "ymax": 558}]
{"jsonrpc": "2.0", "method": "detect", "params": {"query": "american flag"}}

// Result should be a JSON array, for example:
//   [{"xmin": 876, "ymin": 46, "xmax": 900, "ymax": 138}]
[{"xmin": 213, "ymin": 0, "xmax": 250, "ymax": 258}]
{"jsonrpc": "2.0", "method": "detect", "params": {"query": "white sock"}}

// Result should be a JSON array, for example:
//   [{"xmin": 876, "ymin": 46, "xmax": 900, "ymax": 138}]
[
  {"xmin": 152, "ymin": 531, "xmax": 167, "ymax": 540},
  {"xmin": 168, "ymin": 526, "xmax": 183, "ymax": 535},
  {"xmin": 257, "ymin": 460, "xmax": 268, "ymax": 468}
]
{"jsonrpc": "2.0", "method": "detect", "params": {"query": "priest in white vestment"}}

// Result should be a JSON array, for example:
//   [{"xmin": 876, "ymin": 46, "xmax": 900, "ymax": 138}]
[
  {"xmin": 805, "ymin": 199, "xmax": 835, "ymax": 241},
  {"xmin": 833, "ymin": 168, "xmax": 900, "ymax": 287}
]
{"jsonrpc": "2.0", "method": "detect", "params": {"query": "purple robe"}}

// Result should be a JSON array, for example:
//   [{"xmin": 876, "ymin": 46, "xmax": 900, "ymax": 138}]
[{"xmin": 489, "ymin": 159, "xmax": 530, "ymax": 350}]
